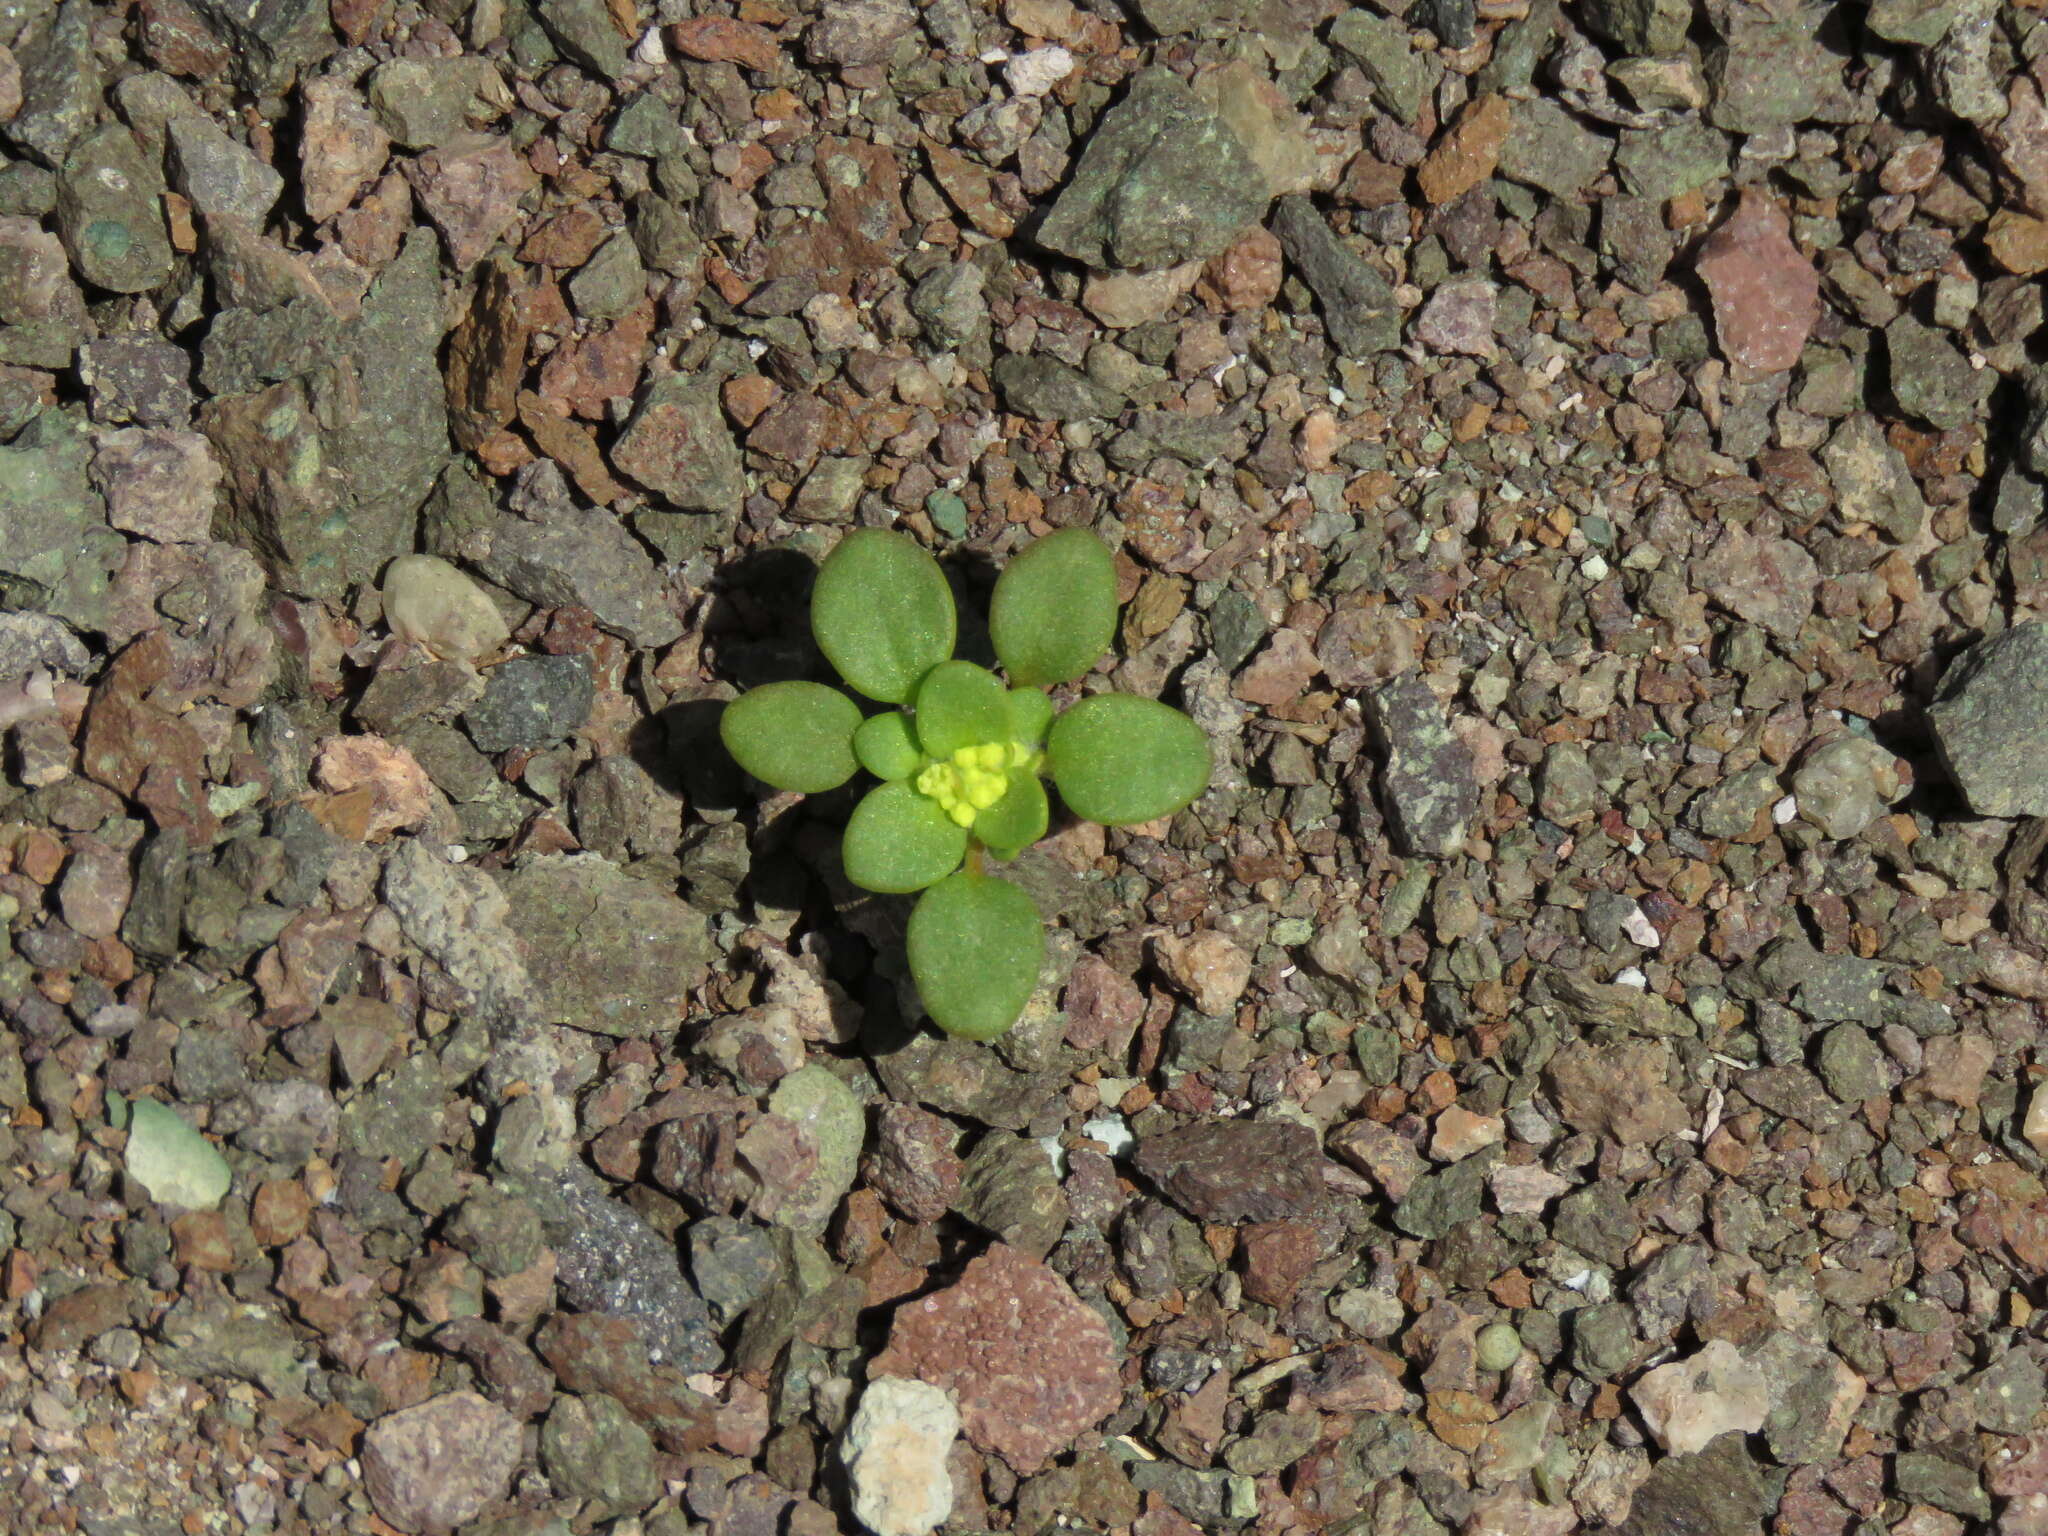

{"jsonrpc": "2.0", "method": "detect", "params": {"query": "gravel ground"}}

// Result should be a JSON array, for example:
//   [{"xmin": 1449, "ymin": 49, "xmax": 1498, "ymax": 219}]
[{"xmin": 5, "ymin": 1, "xmax": 2048, "ymax": 1533}]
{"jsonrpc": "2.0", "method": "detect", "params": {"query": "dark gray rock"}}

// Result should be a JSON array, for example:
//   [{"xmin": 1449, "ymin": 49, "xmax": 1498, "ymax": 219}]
[
  {"xmin": 1271, "ymin": 196, "xmax": 1400, "ymax": 359},
  {"xmin": 1928, "ymin": 623, "xmax": 2048, "ymax": 817},
  {"xmin": 1365, "ymin": 672, "xmax": 1477, "ymax": 857},
  {"xmin": 6, "ymin": 0, "xmax": 99, "ymax": 168},
  {"xmin": 955, "ymin": 1131, "xmax": 1069, "ymax": 1260},
  {"xmin": 474, "ymin": 495, "xmax": 685, "ymax": 647},
  {"xmin": 463, "ymin": 654, "xmax": 595, "ymax": 753}
]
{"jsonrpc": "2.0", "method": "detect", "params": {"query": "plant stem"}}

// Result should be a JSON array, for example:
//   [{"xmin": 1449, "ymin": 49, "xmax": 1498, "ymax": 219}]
[{"xmin": 964, "ymin": 842, "xmax": 985, "ymax": 878}]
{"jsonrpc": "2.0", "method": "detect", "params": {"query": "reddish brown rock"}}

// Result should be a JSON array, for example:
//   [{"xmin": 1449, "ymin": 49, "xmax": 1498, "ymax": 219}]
[
  {"xmin": 311, "ymin": 735, "xmax": 432, "ymax": 842},
  {"xmin": 1239, "ymin": 1219, "xmax": 1325, "ymax": 1308},
  {"xmin": 80, "ymin": 633, "xmax": 216, "ymax": 843},
  {"xmin": 1196, "ymin": 226, "xmax": 1283, "ymax": 313},
  {"xmin": 1061, "ymin": 954, "xmax": 1145, "ymax": 1054},
  {"xmin": 1546, "ymin": 1040, "xmax": 1691, "ymax": 1146},
  {"xmin": 870, "ymin": 1243, "xmax": 1122, "ymax": 1473},
  {"xmin": 668, "ymin": 16, "xmax": 783, "ymax": 72},
  {"xmin": 1417, "ymin": 94, "xmax": 1511, "ymax": 207},
  {"xmin": 57, "ymin": 838, "xmax": 131, "ymax": 940},
  {"xmin": 1694, "ymin": 190, "xmax": 1820, "ymax": 373},
  {"xmin": 536, "ymin": 300, "xmax": 653, "ymax": 420},
  {"xmin": 518, "ymin": 391, "xmax": 626, "ymax": 505},
  {"xmin": 446, "ymin": 259, "xmax": 529, "ymax": 450},
  {"xmin": 1987, "ymin": 209, "xmax": 2048, "ymax": 276},
  {"xmin": 519, "ymin": 205, "xmax": 609, "ymax": 268},
  {"xmin": 861, "ymin": 1103, "xmax": 963, "ymax": 1223},
  {"xmin": 1232, "ymin": 627, "xmax": 1322, "ymax": 708}
]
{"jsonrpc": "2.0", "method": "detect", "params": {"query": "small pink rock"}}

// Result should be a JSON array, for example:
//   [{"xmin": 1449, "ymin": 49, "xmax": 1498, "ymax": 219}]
[
  {"xmin": 1694, "ymin": 190, "xmax": 1820, "ymax": 373},
  {"xmin": 58, "ymin": 838, "xmax": 131, "ymax": 940},
  {"xmin": 311, "ymin": 735, "xmax": 432, "ymax": 841},
  {"xmin": 1411, "ymin": 275, "xmax": 1498, "ymax": 358},
  {"xmin": 91, "ymin": 429, "xmax": 221, "ymax": 543},
  {"xmin": 1151, "ymin": 929, "xmax": 1251, "ymax": 1016},
  {"xmin": 1430, "ymin": 1105, "xmax": 1504, "ymax": 1162},
  {"xmin": 361, "ymin": 1391, "xmax": 522, "ymax": 1533},
  {"xmin": 1232, "ymin": 627, "xmax": 1322, "ymax": 708},
  {"xmin": 300, "ymin": 79, "xmax": 390, "ymax": 224},
  {"xmin": 403, "ymin": 133, "xmax": 537, "ymax": 270}
]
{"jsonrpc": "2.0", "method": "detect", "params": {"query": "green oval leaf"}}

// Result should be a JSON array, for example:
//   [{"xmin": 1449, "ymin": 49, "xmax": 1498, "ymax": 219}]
[
  {"xmin": 1047, "ymin": 693, "xmax": 1212, "ymax": 827},
  {"xmin": 989, "ymin": 529, "xmax": 1118, "ymax": 687},
  {"xmin": 974, "ymin": 771, "xmax": 1048, "ymax": 862},
  {"xmin": 907, "ymin": 871, "xmax": 1045, "ymax": 1040},
  {"xmin": 812, "ymin": 529, "xmax": 956, "ymax": 703},
  {"xmin": 914, "ymin": 660, "xmax": 1009, "ymax": 759},
  {"xmin": 1004, "ymin": 686, "xmax": 1054, "ymax": 748},
  {"xmin": 842, "ymin": 780, "xmax": 969, "ymax": 893},
  {"xmin": 854, "ymin": 711, "xmax": 923, "ymax": 780},
  {"xmin": 720, "ymin": 681, "xmax": 862, "ymax": 793}
]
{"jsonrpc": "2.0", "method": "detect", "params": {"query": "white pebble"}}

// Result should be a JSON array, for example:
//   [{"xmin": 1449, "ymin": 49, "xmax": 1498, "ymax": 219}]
[
  {"xmin": 1005, "ymin": 44, "xmax": 1074, "ymax": 97},
  {"xmin": 843, "ymin": 1379, "xmax": 959, "ymax": 1536}
]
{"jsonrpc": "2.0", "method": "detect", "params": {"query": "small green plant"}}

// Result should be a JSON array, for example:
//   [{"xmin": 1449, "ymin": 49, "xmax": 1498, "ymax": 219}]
[{"xmin": 720, "ymin": 528, "xmax": 1211, "ymax": 1041}]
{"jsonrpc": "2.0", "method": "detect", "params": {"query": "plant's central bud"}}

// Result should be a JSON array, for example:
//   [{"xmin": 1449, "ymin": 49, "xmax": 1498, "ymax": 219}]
[{"xmin": 915, "ymin": 741, "xmax": 1036, "ymax": 827}]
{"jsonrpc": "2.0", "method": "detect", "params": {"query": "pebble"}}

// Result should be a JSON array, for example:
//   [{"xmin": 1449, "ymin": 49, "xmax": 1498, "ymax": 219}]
[
  {"xmin": 360, "ymin": 1392, "xmax": 523, "ymax": 1533},
  {"xmin": 1630, "ymin": 1340, "xmax": 1771, "ymax": 1455},
  {"xmin": 382, "ymin": 554, "xmax": 511, "ymax": 664},
  {"xmin": 1151, "ymin": 929, "xmax": 1251, "ymax": 1016},
  {"xmin": 1694, "ymin": 190, "xmax": 1820, "ymax": 372},
  {"xmin": 842, "ymin": 1378, "xmax": 960, "ymax": 1536}
]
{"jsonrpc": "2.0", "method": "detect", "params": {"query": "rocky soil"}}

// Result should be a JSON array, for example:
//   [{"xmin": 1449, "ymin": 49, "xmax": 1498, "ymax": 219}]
[{"xmin": 5, "ymin": 0, "xmax": 2048, "ymax": 1534}]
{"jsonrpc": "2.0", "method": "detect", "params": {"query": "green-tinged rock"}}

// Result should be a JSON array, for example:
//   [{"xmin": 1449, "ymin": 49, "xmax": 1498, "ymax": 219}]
[
  {"xmin": 1967, "ymin": 1346, "xmax": 2046, "ymax": 1435},
  {"xmin": 1886, "ymin": 312, "xmax": 1983, "ymax": 431},
  {"xmin": 568, "ymin": 232, "xmax": 646, "ymax": 321},
  {"xmin": 124, "ymin": 1097, "xmax": 233, "ymax": 1210},
  {"xmin": 688, "ymin": 1215, "xmax": 781, "ymax": 1323},
  {"xmin": 991, "ymin": 353, "xmax": 1126, "ymax": 421},
  {"xmin": 56, "ymin": 125, "xmax": 174, "ymax": 294},
  {"xmin": 500, "ymin": 853, "xmax": 715, "ymax": 1037},
  {"xmin": 165, "ymin": 115, "xmax": 284, "ymax": 225},
  {"xmin": 1894, "ymin": 1452, "xmax": 1989, "ymax": 1521},
  {"xmin": 1615, "ymin": 118, "xmax": 1730, "ymax": 202},
  {"xmin": 447, "ymin": 1190, "xmax": 546, "ymax": 1279},
  {"xmin": 1327, "ymin": 10, "xmax": 1434, "ymax": 123},
  {"xmin": 1611, "ymin": 1434, "xmax": 1766, "ymax": 1536},
  {"xmin": 330, "ymin": 229, "xmax": 450, "ymax": 576},
  {"xmin": 1814, "ymin": 1024, "xmax": 1886, "ymax": 1103},
  {"xmin": 198, "ymin": 301, "xmax": 344, "ymax": 397},
  {"xmin": 339, "ymin": 1053, "xmax": 446, "ymax": 1170},
  {"xmin": 1036, "ymin": 67, "xmax": 1267, "ymax": 271},
  {"xmin": 1821, "ymin": 413, "xmax": 1924, "ymax": 543},
  {"xmin": 1579, "ymin": 0, "xmax": 1691, "ymax": 55},
  {"xmin": 464, "ymin": 653, "xmax": 594, "ymax": 753},
  {"xmin": 1867, "ymin": 0, "xmax": 1960, "ymax": 45},
  {"xmin": 1131, "ymin": 0, "xmax": 1251, "ymax": 34},
  {"xmin": 0, "ymin": 408, "xmax": 124, "ymax": 630},
  {"xmin": 765, "ymin": 1064, "xmax": 864, "ymax": 1233},
  {"xmin": 536, "ymin": 0, "xmax": 631, "ymax": 80},
  {"xmin": 1705, "ymin": 21, "xmax": 1841, "ymax": 134},
  {"xmin": 367, "ymin": 56, "xmax": 510, "ymax": 149},
  {"xmin": 1271, "ymin": 195, "xmax": 1400, "ymax": 358},
  {"xmin": 202, "ymin": 381, "xmax": 349, "ymax": 597},
  {"xmin": 1687, "ymin": 762, "xmax": 1779, "ymax": 841},
  {"xmin": 7, "ymin": 0, "xmax": 99, "ymax": 168},
  {"xmin": 541, "ymin": 1393, "xmax": 660, "ymax": 1514},
  {"xmin": 1928, "ymin": 623, "xmax": 2048, "ymax": 817},
  {"xmin": 1392, "ymin": 1146, "xmax": 1497, "ymax": 1239},
  {"xmin": 188, "ymin": 0, "xmax": 337, "ymax": 89},
  {"xmin": 155, "ymin": 1295, "xmax": 308, "ymax": 1396},
  {"xmin": 610, "ymin": 369, "xmax": 747, "ymax": 513},
  {"xmin": 1498, "ymin": 98, "xmax": 1613, "ymax": 199}
]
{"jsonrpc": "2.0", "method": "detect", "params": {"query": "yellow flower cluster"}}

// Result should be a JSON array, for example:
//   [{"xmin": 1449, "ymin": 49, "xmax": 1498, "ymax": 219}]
[{"xmin": 916, "ymin": 741, "xmax": 1036, "ymax": 827}]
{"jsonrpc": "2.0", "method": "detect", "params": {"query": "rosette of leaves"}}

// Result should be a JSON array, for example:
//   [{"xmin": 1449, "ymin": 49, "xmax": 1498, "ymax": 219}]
[{"xmin": 720, "ymin": 529, "xmax": 1211, "ymax": 1041}]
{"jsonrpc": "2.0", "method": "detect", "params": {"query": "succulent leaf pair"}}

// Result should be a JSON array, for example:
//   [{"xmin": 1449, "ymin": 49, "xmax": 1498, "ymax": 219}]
[{"xmin": 720, "ymin": 528, "xmax": 1210, "ymax": 1040}]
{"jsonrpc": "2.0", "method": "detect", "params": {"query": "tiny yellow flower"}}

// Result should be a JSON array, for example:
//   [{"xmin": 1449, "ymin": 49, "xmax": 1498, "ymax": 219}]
[
  {"xmin": 951, "ymin": 745, "xmax": 977, "ymax": 768},
  {"xmin": 973, "ymin": 742, "xmax": 1006, "ymax": 771},
  {"xmin": 946, "ymin": 800, "xmax": 976, "ymax": 827}
]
